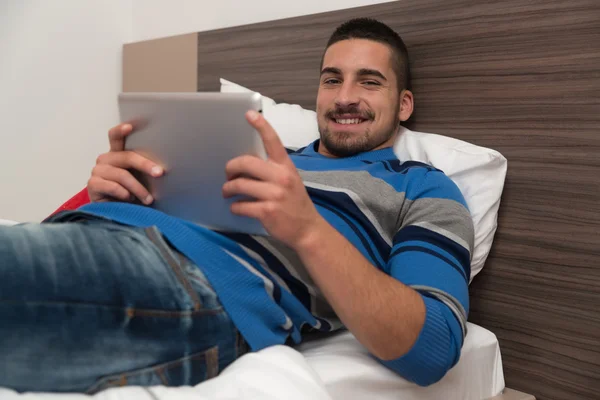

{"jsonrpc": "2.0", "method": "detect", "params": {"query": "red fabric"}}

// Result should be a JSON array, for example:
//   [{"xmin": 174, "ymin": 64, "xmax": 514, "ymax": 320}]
[{"xmin": 50, "ymin": 187, "xmax": 91, "ymax": 217}]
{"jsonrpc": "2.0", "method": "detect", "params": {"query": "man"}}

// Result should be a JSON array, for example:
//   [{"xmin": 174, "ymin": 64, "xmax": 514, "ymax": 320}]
[{"xmin": 0, "ymin": 18, "xmax": 472, "ymax": 393}]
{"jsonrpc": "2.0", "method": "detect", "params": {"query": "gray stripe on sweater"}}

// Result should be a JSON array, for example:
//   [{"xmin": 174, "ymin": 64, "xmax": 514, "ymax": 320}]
[
  {"xmin": 399, "ymin": 198, "xmax": 473, "ymax": 253},
  {"xmin": 257, "ymin": 236, "xmax": 342, "ymax": 327},
  {"xmin": 225, "ymin": 249, "xmax": 293, "ymax": 330},
  {"xmin": 411, "ymin": 285, "xmax": 468, "ymax": 339},
  {"xmin": 299, "ymin": 169, "xmax": 405, "ymax": 241}
]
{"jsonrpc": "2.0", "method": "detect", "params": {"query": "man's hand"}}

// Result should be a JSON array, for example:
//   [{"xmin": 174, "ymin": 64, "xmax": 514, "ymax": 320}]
[
  {"xmin": 223, "ymin": 111, "xmax": 325, "ymax": 248},
  {"xmin": 88, "ymin": 124, "xmax": 164, "ymax": 204}
]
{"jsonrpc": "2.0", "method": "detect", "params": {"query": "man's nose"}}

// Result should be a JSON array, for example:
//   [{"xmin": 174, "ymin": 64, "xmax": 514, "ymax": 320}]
[{"xmin": 335, "ymin": 82, "xmax": 360, "ymax": 108}]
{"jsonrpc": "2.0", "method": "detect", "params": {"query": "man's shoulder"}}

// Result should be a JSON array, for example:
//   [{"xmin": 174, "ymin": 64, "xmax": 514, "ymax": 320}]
[
  {"xmin": 359, "ymin": 158, "xmax": 449, "ymax": 194},
  {"xmin": 400, "ymin": 163, "xmax": 467, "ymax": 208},
  {"xmin": 286, "ymin": 145, "xmax": 310, "ymax": 155},
  {"xmin": 386, "ymin": 159, "xmax": 438, "ymax": 174}
]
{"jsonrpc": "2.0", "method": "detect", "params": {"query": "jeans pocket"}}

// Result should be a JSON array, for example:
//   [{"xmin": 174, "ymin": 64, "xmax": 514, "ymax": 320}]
[{"xmin": 86, "ymin": 345, "xmax": 219, "ymax": 394}]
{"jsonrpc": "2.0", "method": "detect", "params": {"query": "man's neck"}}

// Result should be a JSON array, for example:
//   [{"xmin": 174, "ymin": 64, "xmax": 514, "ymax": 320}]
[{"xmin": 317, "ymin": 129, "xmax": 400, "ymax": 158}]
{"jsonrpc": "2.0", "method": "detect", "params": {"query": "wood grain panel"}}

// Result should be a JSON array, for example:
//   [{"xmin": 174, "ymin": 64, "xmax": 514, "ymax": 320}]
[{"xmin": 191, "ymin": 1, "xmax": 600, "ymax": 398}]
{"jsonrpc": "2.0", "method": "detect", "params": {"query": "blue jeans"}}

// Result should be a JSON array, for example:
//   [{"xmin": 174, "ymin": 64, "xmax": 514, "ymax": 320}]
[{"xmin": 0, "ymin": 219, "xmax": 248, "ymax": 393}]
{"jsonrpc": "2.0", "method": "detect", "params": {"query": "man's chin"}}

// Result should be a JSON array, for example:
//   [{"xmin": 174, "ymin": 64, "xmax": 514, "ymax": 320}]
[{"xmin": 321, "ymin": 136, "xmax": 370, "ymax": 158}]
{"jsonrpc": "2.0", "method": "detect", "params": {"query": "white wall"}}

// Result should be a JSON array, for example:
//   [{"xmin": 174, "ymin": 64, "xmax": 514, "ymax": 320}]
[
  {"xmin": 0, "ymin": 1, "xmax": 132, "ymax": 222},
  {"xmin": 131, "ymin": 0, "xmax": 395, "ymax": 42}
]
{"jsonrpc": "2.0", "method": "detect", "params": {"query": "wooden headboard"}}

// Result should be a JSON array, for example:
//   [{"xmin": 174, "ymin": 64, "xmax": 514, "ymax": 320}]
[{"xmin": 123, "ymin": 1, "xmax": 600, "ymax": 398}]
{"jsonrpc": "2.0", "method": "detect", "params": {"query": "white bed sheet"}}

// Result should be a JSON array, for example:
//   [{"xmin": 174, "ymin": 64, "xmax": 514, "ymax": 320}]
[
  {"xmin": 296, "ymin": 322, "xmax": 505, "ymax": 400},
  {"xmin": 0, "ymin": 323, "xmax": 504, "ymax": 400},
  {"xmin": 0, "ymin": 346, "xmax": 333, "ymax": 400}
]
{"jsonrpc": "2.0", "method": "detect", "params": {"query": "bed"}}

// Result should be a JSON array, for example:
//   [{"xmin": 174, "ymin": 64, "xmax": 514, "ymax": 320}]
[
  {"xmin": 3, "ymin": 1, "xmax": 599, "ymax": 399},
  {"xmin": 121, "ymin": 1, "xmax": 600, "ymax": 398}
]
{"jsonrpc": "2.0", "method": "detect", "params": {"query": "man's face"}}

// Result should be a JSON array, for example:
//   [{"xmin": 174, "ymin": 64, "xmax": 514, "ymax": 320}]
[{"xmin": 316, "ymin": 39, "xmax": 405, "ymax": 158}]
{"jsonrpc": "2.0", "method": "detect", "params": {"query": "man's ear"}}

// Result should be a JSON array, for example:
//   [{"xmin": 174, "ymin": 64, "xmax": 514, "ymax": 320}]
[{"xmin": 399, "ymin": 90, "xmax": 414, "ymax": 122}]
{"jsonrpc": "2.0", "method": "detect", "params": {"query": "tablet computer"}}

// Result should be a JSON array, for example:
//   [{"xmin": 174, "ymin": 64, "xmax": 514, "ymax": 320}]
[{"xmin": 119, "ymin": 92, "xmax": 267, "ymax": 235}]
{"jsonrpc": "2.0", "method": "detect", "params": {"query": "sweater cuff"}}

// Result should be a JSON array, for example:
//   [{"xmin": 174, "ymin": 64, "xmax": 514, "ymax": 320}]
[{"xmin": 380, "ymin": 295, "xmax": 453, "ymax": 386}]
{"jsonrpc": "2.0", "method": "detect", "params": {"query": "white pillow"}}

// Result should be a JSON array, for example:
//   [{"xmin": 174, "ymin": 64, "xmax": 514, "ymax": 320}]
[
  {"xmin": 0, "ymin": 219, "xmax": 19, "ymax": 226},
  {"xmin": 221, "ymin": 79, "xmax": 320, "ymax": 149},
  {"xmin": 394, "ymin": 127, "xmax": 506, "ymax": 281},
  {"xmin": 220, "ymin": 78, "xmax": 506, "ymax": 281}
]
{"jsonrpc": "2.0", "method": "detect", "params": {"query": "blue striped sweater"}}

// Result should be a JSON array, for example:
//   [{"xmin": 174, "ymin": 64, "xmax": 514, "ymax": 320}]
[{"xmin": 77, "ymin": 140, "xmax": 473, "ymax": 386}]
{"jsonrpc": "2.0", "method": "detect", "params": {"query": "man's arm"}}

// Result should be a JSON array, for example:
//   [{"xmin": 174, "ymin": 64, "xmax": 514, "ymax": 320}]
[
  {"xmin": 294, "ymin": 217, "xmax": 426, "ymax": 360},
  {"xmin": 295, "ymin": 168, "xmax": 472, "ymax": 385}
]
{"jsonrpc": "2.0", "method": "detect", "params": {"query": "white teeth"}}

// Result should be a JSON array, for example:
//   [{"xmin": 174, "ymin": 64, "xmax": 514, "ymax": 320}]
[{"xmin": 335, "ymin": 118, "xmax": 362, "ymax": 125}]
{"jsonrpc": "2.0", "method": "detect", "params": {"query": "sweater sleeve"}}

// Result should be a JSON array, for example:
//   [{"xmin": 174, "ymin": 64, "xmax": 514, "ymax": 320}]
[{"xmin": 379, "ymin": 167, "xmax": 474, "ymax": 386}]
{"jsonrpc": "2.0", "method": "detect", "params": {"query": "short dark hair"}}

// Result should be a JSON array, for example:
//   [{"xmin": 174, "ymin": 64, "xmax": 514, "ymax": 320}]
[{"xmin": 322, "ymin": 18, "xmax": 411, "ymax": 92}]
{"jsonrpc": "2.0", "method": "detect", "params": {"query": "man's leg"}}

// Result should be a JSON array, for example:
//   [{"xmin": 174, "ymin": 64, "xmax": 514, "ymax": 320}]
[{"xmin": 0, "ymin": 220, "xmax": 247, "ymax": 393}]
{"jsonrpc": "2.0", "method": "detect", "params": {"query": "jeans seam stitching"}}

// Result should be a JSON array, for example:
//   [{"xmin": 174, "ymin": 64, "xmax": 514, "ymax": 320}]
[
  {"xmin": 86, "ymin": 347, "xmax": 217, "ymax": 393},
  {"xmin": 0, "ymin": 300, "xmax": 223, "ymax": 317},
  {"xmin": 154, "ymin": 367, "xmax": 169, "ymax": 386},
  {"xmin": 206, "ymin": 346, "xmax": 219, "ymax": 379},
  {"xmin": 144, "ymin": 227, "xmax": 203, "ymax": 311}
]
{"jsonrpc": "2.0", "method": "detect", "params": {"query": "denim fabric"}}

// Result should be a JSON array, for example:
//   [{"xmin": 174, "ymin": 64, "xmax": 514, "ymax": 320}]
[{"xmin": 0, "ymin": 220, "xmax": 248, "ymax": 393}]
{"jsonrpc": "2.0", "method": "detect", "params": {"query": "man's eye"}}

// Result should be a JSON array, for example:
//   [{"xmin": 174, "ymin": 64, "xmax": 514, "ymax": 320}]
[
  {"xmin": 324, "ymin": 79, "xmax": 340, "ymax": 84},
  {"xmin": 363, "ymin": 81, "xmax": 381, "ymax": 86}
]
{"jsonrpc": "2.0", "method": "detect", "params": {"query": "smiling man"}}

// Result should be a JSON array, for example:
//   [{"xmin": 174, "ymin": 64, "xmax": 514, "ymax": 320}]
[{"xmin": 0, "ymin": 18, "xmax": 473, "ymax": 393}]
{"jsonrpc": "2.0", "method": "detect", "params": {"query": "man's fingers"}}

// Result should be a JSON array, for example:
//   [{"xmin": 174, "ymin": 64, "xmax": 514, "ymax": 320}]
[
  {"xmin": 225, "ymin": 155, "xmax": 282, "ymax": 183},
  {"xmin": 108, "ymin": 123, "xmax": 133, "ymax": 152},
  {"xmin": 92, "ymin": 151, "xmax": 160, "ymax": 204},
  {"xmin": 222, "ymin": 178, "xmax": 284, "ymax": 201},
  {"xmin": 246, "ymin": 111, "xmax": 292, "ymax": 166},
  {"xmin": 87, "ymin": 176, "xmax": 134, "ymax": 203},
  {"xmin": 96, "ymin": 151, "xmax": 163, "ymax": 178},
  {"xmin": 230, "ymin": 200, "xmax": 272, "ymax": 220},
  {"xmin": 91, "ymin": 165, "xmax": 154, "ymax": 204}
]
